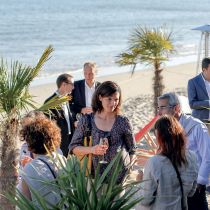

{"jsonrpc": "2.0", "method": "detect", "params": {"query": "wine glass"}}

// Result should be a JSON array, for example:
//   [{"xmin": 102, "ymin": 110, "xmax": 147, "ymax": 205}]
[{"xmin": 99, "ymin": 137, "xmax": 109, "ymax": 164}]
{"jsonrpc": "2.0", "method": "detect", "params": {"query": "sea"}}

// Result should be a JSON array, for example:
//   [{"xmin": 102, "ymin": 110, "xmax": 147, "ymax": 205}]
[{"xmin": 0, "ymin": 0, "xmax": 210, "ymax": 85}]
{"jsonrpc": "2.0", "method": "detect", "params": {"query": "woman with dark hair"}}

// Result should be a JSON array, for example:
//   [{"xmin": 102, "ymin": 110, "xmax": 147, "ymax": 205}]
[
  {"xmin": 139, "ymin": 115, "xmax": 198, "ymax": 210},
  {"xmin": 69, "ymin": 81, "xmax": 136, "ymax": 182},
  {"xmin": 20, "ymin": 116, "xmax": 66, "ymax": 209}
]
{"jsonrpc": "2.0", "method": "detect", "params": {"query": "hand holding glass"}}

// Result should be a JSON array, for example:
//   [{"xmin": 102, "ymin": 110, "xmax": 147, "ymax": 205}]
[{"xmin": 99, "ymin": 137, "xmax": 109, "ymax": 164}]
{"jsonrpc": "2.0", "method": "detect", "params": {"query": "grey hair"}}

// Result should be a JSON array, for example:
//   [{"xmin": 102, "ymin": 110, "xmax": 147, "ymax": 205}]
[
  {"xmin": 83, "ymin": 62, "xmax": 97, "ymax": 71},
  {"xmin": 158, "ymin": 92, "xmax": 180, "ymax": 106}
]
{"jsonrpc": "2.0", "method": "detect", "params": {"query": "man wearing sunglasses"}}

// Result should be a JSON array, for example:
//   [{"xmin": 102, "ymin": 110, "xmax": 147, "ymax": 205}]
[
  {"xmin": 44, "ymin": 73, "xmax": 75, "ymax": 157},
  {"xmin": 158, "ymin": 92, "xmax": 210, "ymax": 210}
]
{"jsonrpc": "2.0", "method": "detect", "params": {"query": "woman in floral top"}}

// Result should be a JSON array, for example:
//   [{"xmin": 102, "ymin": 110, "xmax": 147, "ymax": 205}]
[{"xmin": 69, "ymin": 81, "xmax": 136, "ymax": 182}]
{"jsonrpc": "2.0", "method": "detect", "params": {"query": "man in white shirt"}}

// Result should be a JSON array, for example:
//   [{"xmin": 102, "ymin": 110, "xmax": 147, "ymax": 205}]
[
  {"xmin": 44, "ymin": 73, "xmax": 74, "ymax": 157},
  {"xmin": 158, "ymin": 92, "xmax": 210, "ymax": 210},
  {"xmin": 71, "ymin": 62, "xmax": 101, "ymax": 122}
]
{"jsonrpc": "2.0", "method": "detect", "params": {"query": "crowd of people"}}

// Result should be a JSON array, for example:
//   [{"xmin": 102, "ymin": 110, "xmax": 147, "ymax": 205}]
[{"xmin": 17, "ymin": 59, "xmax": 210, "ymax": 210}]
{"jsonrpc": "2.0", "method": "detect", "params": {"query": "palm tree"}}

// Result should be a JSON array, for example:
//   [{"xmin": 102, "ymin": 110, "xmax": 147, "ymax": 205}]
[
  {"xmin": 0, "ymin": 46, "xmax": 56, "ymax": 209},
  {"xmin": 116, "ymin": 26, "xmax": 174, "ymax": 114}
]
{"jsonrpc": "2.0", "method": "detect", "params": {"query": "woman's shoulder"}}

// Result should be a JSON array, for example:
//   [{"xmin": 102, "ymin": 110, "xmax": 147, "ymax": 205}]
[
  {"xmin": 23, "ymin": 154, "xmax": 66, "ymax": 175},
  {"xmin": 145, "ymin": 155, "xmax": 167, "ymax": 168},
  {"xmin": 150, "ymin": 154, "xmax": 167, "ymax": 162},
  {"xmin": 117, "ymin": 115, "xmax": 130, "ymax": 123},
  {"xmin": 22, "ymin": 158, "xmax": 41, "ymax": 178}
]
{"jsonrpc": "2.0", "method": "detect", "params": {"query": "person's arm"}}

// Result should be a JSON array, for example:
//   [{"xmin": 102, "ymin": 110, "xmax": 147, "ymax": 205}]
[
  {"xmin": 140, "ymin": 158, "xmax": 157, "ymax": 206},
  {"xmin": 81, "ymin": 107, "xmax": 93, "ymax": 114},
  {"xmin": 21, "ymin": 179, "xmax": 32, "ymax": 200},
  {"xmin": 73, "ymin": 145, "xmax": 107, "ymax": 156},
  {"xmin": 188, "ymin": 79, "xmax": 210, "ymax": 110},
  {"xmin": 122, "ymin": 116, "xmax": 136, "ymax": 156},
  {"xmin": 193, "ymin": 124, "xmax": 210, "ymax": 185},
  {"xmin": 188, "ymin": 180, "xmax": 197, "ymax": 197}
]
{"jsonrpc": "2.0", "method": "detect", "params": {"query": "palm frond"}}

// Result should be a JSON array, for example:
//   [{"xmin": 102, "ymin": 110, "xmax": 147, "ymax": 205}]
[
  {"xmin": 37, "ymin": 95, "xmax": 71, "ymax": 113},
  {"xmin": 0, "ymin": 46, "xmax": 53, "ymax": 115}
]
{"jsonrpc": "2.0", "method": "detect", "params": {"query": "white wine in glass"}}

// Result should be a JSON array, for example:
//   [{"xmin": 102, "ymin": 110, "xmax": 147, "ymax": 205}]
[{"xmin": 99, "ymin": 137, "xmax": 109, "ymax": 164}]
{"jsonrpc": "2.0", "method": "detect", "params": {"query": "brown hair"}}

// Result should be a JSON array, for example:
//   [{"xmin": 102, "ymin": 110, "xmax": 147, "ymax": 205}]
[
  {"xmin": 21, "ymin": 117, "xmax": 61, "ymax": 154},
  {"xmin": 154, "ymin": 115, "xmax": 187, "ymax": 167},
  {"xmin": 56, "ymin": 73, "xmax": 73, "ymax": 88},
  {"xmin": 92, "ymin": 81, "xmax": 121, "ymax": 114}
]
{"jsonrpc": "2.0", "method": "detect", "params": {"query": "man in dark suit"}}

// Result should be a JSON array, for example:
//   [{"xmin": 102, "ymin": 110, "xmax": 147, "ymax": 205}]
[
  {"xmin": 44, "ymin": 73, "xmax": 74, "ymax": 157},
  {"xmin": 71, "ymin": 62, "xmax": 100, "ymax": 122},
  {"xmin": 188, "ymin": 58, "xmax": 210, "ymax": 123}
]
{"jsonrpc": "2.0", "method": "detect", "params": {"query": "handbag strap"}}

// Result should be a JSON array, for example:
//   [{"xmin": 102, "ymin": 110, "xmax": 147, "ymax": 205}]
[
  {"xmin": 38, "ymin": 158, "xmax": 57, "ymax": 178},
  {"xmin": 168, "ymin": 159, "xmax": 186, "ymax": 210},
  {"xmin": 38, "ymin": 158, "xmax": 68, "ymax": 208}
]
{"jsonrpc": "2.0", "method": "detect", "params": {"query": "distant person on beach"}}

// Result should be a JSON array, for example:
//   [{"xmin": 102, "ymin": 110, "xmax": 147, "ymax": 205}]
[
  {"xmin": 188, "ymin": 58, "xmax": 210, "ymax": 124},
  {"xmin": 70, "ymin": 62, "xmax": 101, "ymax": 122},
  {"xmin": 158, "ymin": 92, "xmax": 210, "ymax": 210},
  {"xmin": 69, "ymin": 81, "xmax": 136, "ymax": 182},
  {"xmin": 44, "ymin": 73, "xmax": 74, "ymax": 157},
  {"xmin": 139, "ymin": 115, "xmax": 198, "ymax": 210},
  {"xmin": 19, "ymin": 116, "xmax": 66, "ymax": 209}
]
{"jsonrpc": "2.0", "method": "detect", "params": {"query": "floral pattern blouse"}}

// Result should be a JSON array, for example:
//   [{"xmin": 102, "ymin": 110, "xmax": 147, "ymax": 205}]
[{"xmin": 69, "ymin": 113, "xmax": 136, "ymax": 182}]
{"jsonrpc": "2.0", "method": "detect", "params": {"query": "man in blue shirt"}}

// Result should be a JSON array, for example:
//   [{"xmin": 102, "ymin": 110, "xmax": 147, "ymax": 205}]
[{"xmin": 158, "ymin": 92, "xmax": 210, "ymax": 210}]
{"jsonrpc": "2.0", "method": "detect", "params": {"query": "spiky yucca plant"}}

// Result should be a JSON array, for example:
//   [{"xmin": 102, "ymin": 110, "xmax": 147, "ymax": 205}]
[
  {"xmin": 0, "ymin": 46, "xmax": 54, "ymax": 209},
  {"xmin": 116, "ymin": 26, "xmax": 174, "ymax": 114},
  {"xmin": 8, "ymin": 153, "xmax": 143, "ymax": 210}
]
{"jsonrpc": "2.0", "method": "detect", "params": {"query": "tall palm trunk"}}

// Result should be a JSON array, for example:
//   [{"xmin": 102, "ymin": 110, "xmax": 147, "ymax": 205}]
[
  {"xmin": 153, "ymin": 61, "xmax": 164, "ymax": 115},
  {"xmin": 0, "ymin": 110, "xmax": 20, "ymax": 210}
]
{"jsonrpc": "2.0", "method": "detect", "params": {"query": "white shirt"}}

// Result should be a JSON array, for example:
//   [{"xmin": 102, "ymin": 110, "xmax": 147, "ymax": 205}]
[
  {"xmin": 85, "ymin": 81, "xmax": 95, "ymax": 107},
  {"xmin": 179, "ymin": 114, "xmax": 210, "ymax": 185},
  {"xmin": 201, "ymin": 73, "xmax": 210, "ymax": 119}
]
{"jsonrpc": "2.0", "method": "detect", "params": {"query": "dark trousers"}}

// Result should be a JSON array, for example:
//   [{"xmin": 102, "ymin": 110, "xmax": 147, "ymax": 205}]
[
  {"xmin": 188, "ymin": 188, "xmax": 209, "ymax": 210},
  {"xmin": 61, "ymin": 133, "xmax": 73, "ymax": 157}
]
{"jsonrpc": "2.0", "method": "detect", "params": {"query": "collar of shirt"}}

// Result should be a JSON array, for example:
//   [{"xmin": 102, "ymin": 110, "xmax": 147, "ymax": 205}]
[
  {"xmin": 201, "ymin": 73, "xmax": 210, "ymax": 87},
  {"xmin": 85, "ymin": 81, "xmax": 96, "ymax": 90}
]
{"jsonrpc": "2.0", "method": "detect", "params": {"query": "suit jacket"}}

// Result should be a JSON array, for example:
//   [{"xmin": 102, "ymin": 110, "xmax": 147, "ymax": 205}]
[
  {"xmin": 70, "ymin": 79, "xmax": 101, "ymax": 121},
  {"xmin": 44, "ymin": 93, "xmax": 74, "ymax": 157},
  {"xmin": 188, "ymin": 73, "xmax": 210, "ymax": 121}
]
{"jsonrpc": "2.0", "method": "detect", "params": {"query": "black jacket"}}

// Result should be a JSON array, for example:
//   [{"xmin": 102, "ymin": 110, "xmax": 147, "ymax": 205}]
[
  {"xmin": 44, "ymin": 93, "xmax": 74, "ymax": 157},
  {"xmin": 70, "ymin": 79, "xmax": 101, "ymax": 121}
]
